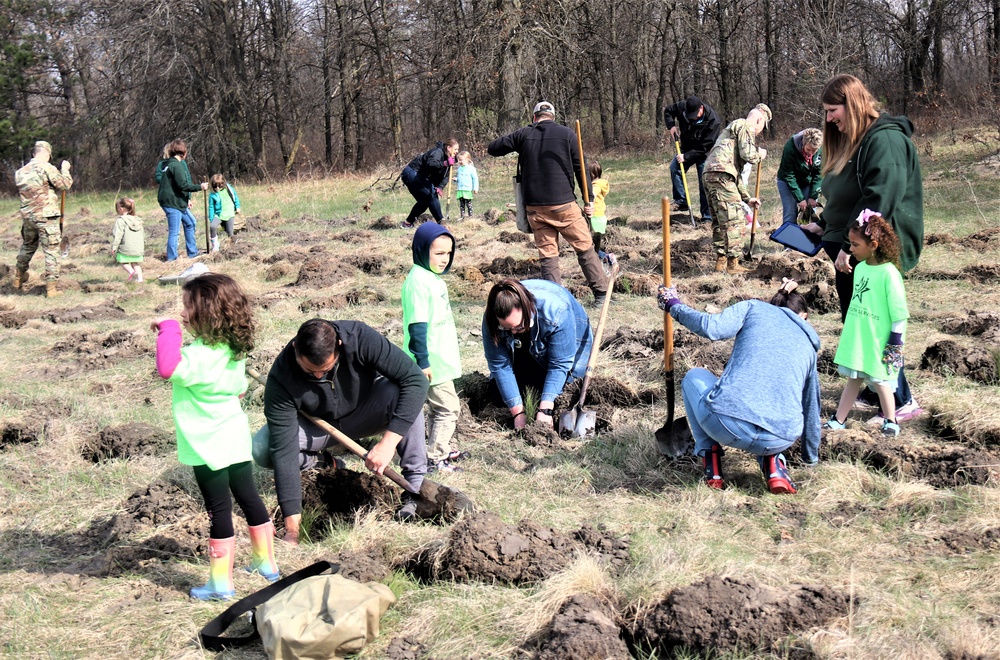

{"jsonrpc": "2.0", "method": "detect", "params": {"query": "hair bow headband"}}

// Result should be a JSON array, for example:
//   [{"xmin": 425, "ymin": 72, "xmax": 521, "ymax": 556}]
[
  {"xmin": 779, "ymin": 277, "xmax": 798, "ymax": 293},
  {"xmin": 856, "ymin": 209, "xmax": 880, "ymax": 226}
]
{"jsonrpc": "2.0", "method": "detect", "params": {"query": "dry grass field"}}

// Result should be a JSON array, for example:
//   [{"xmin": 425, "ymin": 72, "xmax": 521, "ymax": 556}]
[{"xmin": 1, "ymin": 130, "xmax": 999, "ymax": 659}]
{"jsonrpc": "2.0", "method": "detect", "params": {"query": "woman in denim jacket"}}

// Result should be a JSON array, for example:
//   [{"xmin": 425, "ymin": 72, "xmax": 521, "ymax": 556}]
[{"xmin": 482, "ymin": 279, "xmax": 593, "ymax": 429}]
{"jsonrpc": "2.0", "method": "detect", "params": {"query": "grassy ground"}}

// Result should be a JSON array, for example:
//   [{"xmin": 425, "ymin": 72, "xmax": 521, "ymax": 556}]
[{"xmin": 1, "ymin": 129, "xmax": 999, "ymax": 659}]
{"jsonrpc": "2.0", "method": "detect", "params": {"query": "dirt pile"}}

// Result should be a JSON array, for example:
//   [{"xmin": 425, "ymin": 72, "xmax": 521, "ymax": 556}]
[
  {"xmin": 293, "ymin": 467, "xmax": 400, "ymax": 539},
  {"xmin": 479, "ymin": 256, "xmax": 539, "ymax": 278},
  {"xmin": 751, "ymin": 252, "xmax": 833, "ymax": 284},
  {"xmin": 530, "ymin": 594, "xmax": 629, "ymax": 659},
  {"xmin": 802, "ymin": 280, "xmax": 840, "ymax": 315},
  {"xmin": 404, "ymin": 511, "xmax": 630, "ymax": 585},
  {"xmin": 920, "ymin": 340, "xmax": 998, "ymax": 384},
  {"xmin": 45, "ymin": 302, "xmax": 127, "ymax": 324},
  {"xmin": 293, "ymin": 257, "xmax": 357, "ymax": 287},
  {"xmin": 941, "ymin": 311, "xmax": 1000, "ymax": 342},
  {"xmin": 299, "ymin": 295, "xmax": 349, "ymax": 313},
  {"xmin": 497, "ymin": 230, "xmax": 530, "ymax": 243},
  {"xmin": 630, "ymin": 575, "xmax": 851, "ymax": 655},
  {"xmin": 348, "ymin": 254, "xmax": 386, "ymax": 274},
  {"xmin": 601, "ymin": 327, "xmax": 662, "ymax": 361},
  {"xmin": 1, "ymin": 422, "xmax": 41, "ymax": 449},
  {"xmin": 824, "ymin": 427, "xmax": 998, "ymax": 487},
  {"xmin": 49, "ymin": 329, "xmax": 151, "ymax": 374},
  {"xmin": 455, "ymin": 371, "xmax": 508, "ymax": 425},
  {"xmin": 82, "ymin": 423, "xmax": 173, "ymax": 462}
]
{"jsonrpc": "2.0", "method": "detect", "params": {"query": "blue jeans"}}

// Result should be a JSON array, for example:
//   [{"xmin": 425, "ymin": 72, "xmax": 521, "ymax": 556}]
[
  {"xmin": 670, "ymin": 158, "xmax": 710, "ymax": 219},
  {"xmin": 401, "ymin": 166, "xmax": 442, "ymax": 223},
  {"xmin": 163, "ymin": 206, "xmax": 199, "ymax": 260},
  {"xmin": 776, "ymin": 180, "xmax": 812, "ymax": 225},
  {"xmin": 682, "ymin": 368, "xmax": 794, "ymax": 458}
]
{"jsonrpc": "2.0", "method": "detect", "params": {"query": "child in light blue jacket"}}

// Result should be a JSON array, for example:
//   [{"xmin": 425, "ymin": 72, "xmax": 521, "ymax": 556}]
[
  {"xmin": 208, "ymin": 174, "xmax": 241, "ymax": 252},
  {"xmin": 455, "ymin": 151, "xmax": 479, "ymax": 220}
]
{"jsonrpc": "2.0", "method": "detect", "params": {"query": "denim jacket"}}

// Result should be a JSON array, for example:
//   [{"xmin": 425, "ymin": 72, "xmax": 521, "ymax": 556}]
[{"xmin": 482, "ymin": 280, "xmax": 593, "ymax": 408}]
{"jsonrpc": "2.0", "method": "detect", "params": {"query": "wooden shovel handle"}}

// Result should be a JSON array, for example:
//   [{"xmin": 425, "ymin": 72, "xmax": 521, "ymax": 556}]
[
  {"xmin": 575, "ymin": 120, "xmax": 590, "ymax": 205},
  {"xmin": 245, "ymin": 367, "xmax": 419, "ymax": 496},
  {"xmin": 661, "ymin": 197, "xmax": 673, "ymax": 372}
]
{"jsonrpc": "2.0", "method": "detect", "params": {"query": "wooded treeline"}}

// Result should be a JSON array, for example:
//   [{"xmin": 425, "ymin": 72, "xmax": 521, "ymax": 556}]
[{"xmin": 3, "ymin": 0, "xmax": 999, "ymax": 189}]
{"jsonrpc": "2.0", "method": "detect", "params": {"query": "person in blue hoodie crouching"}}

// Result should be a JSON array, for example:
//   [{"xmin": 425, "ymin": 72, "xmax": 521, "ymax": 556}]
[{"xmin": 656, "ymin": 279, "xmax": 822, "ymax": 494}]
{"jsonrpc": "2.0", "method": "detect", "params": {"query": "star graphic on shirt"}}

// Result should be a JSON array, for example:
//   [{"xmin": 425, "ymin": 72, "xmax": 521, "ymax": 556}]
[{"xmin": 852, "ymin": 275, "xmax": 870, "ymax": 305}]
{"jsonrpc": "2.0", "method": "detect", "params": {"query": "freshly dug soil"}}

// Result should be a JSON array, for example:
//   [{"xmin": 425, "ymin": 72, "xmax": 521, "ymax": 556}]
[
  {"xmin": 293, "ymin": 257, "xmax": 357, "ymax": 287},
  {"xmin": 920, "ymin": 340, "xmax": 998, "ymax": 384},
  {"xmin": 45, "ymin": 302, "xmax": 127, "ymax": 324},
  {"xmin": 299, "ymin": 295, "xmax": 349, "ymax": 313},
  {"xmin": 601, "ymin": 327, "xmax": 662, "ymax": 361},
  {"xmin": 630, "ymin": 575, "xmax": 851, "ymax": 655},
  {"xmin": 404, "ymin": 511, "xmax": 630, "ymax": 585},
  {"xmin": 1, "ymin": 422, "xmax": 41, "ymax": 448},
  {"xmin": 531, "ymin": 594, "xmax": 629, "ymax": 660},
  {"xmin": 348, "ymin": 254, "xmax": 386, "ymax": 274},
  {"xmin": 802, "ymin": 280, "xmax": 840, "ymax": 315},
  {"xmin": 49, "ymin": 329, "xmax": 151, "ymax": 373},
  {"xmin": 940, "ymin": 311, "xmax": 1000, "ymax": 342},
  {"xmin": 497, "ymin": 230, "xmax": 531, "ymax": 243},
  {"xmin": 750, "ymin": 252, "xmax": 834, "ymax": 284},
  {"xmin": 479, "ymin": 256, "xmax": 540, "ymax": 278},
  {"xmin": 823, "ymin": 428, "xmax": 998, "ymax": 487},
  {"xmin": 296, "ymin": 467, "xmax": 400, "ymax": 537},
  {"xmin": 82, "ymin": 423, "xmax": 174, "ymax": 462}
]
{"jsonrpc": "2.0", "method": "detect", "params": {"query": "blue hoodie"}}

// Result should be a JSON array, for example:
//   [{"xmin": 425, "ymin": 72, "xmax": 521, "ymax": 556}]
[
  {"xmin": 670, "ymin": 299, "xmax": 823, "ymax": 463},
  {"xmin": 401, "ymin": 223, "xmax": 461, "ymax": 384}
]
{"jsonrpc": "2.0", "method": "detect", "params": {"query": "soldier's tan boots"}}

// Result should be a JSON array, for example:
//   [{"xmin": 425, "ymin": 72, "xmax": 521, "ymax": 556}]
[
  {"xmin": 14, "ymin": 269, "xmax": 28, "ymax": 290},
  {"xmin": 46, "ymin": 282, "xmax": 61, "ymax": 298},
  {"xmin": 726, "ymin": 257, "xmax": 749, "ymax": 274},
  {"xmin": 714, "ymin": 256, "xmax": 727, "ymax": 272}
]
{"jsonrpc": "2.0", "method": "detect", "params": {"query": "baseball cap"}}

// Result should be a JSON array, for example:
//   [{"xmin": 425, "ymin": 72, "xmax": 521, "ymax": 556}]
[
  {"xmin": 533, "ymin": 101, "xmax": 556, "ymax": 116},
  {"xmin": 34, "ymin": 140, "xmax": 52, "ymax": 154},
  {"xmin": 754, "ymin": 103, "xmax": 772, "ymax": 127},
  {"xmin": 684, "ymin": 96, "xmax": 704, "ymax": 121}
]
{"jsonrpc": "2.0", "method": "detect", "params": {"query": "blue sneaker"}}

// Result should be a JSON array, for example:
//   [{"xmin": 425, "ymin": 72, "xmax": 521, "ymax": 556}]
[
  {"xmin": 881, "ymin": 420, "xmax": 900, "ymax": 437},
  {"xmin": 823, "ymin": 418, "xmax": 846, "ymax": 430},
  {"xmin": 759, "ymin": 453, "xmax": 797, "ymax": 494}
]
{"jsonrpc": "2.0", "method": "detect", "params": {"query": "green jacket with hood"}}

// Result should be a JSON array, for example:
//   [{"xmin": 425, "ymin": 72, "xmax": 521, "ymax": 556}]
[
  {"xmin": 111, "ymin": 214, "xmax": 145, "ymax": 257},
  {"xmin": 157, "ymin": 158, "xmax": 203, "ymax": 211},
  {"xmin": 820, "ymin": 113, "xmax": 923, "ymax": 272}
]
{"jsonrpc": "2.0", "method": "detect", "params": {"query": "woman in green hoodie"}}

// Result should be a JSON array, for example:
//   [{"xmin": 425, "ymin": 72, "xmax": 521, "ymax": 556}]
[{"xmin": 809, "ymin": 74, "xmax": 923, "ymax": 422}]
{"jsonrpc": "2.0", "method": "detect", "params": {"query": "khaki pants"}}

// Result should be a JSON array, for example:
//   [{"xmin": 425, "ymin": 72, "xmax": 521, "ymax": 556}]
[
  {"xmin": 527, "ymin": 203, "xmax": 607, "ymax": 295},
  {"xmin": 16, "ymin": 216, "xmax": 61, "ymax": 281},
  {"xmin": 703, "ymin": 172, "xmax": 745, "ymax": 259},
  {"xmin": 426, "ymin": 380, "xmax": 460, "ymax": 462}
]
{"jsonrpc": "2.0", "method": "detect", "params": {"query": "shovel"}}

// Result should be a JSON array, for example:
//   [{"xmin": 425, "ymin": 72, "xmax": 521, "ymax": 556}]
[
  {"xmin": 744, "ymin": 162, "xmax": 763, "ymax": 260},
  {"xmin": 59, "ymin": 190, "xmax": 69, "ymax": 257},
  {"xmin": 558, "ymin": 262, "xmax": 620, "ymax": 438},
  {"xmin": 246, "ymin": 368, "xmax": 475, "ymax": 521},
  {"xmin": 674, "ymin": 141, "xmax": 698, "ymax": 228},
  {"xmin": 654, "ymin": 196, "xmax": 689, "ymax": 457},
  {"xmin": 575, "ymin": 120, "xmax": 591, "ymax": 213}
]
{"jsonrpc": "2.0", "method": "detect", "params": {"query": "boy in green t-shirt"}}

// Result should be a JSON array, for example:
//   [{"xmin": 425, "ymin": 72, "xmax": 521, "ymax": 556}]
[{"xmin": 401, "ymin": 223, "xmax": 468, "ymax": 472}]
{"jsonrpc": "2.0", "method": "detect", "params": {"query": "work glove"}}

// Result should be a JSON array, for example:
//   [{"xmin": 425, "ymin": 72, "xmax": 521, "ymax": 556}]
[
  {"xmin": 656, "ymin": 285, "xmax": 680, "ymax": 311},
  {"xmin": 882, "ymin": 332, "xmax": 904, "ymax": 374}
]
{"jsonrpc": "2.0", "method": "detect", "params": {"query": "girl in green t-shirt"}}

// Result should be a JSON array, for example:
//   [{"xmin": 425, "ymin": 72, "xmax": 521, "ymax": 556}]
[
  {"xmin": 825, "ymin": 211, "xmax": 909, "ymax": 437},
  {"xmin": 152, "ymin": 273, "xmax": 279, "ymax": 600}
]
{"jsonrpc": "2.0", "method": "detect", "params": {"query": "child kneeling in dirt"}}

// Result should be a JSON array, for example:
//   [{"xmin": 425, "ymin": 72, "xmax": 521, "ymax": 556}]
[
  {"xmin": 151, "ymin": 273, "xmax": 279, "ymax": 600},
  {"xmin": 401, "ymin": 222, "xmax": 470, "ymax": 473},
  {"xmin": 208, "ymin": 174, "xmax": 241, "ymax": 252},
  {"xmin": 110, "ymin": 197, "xmax": 144, "ymax": 282},
  {"xmin": 656, "ymin": 278, "xmax": 821, "ymax": 494}
]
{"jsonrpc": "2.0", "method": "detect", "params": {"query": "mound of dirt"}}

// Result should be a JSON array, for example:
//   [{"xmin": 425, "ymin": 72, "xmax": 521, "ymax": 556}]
[
  {"xmin": 631, "ymin": 575, "xmax": 851, "ymax": 655},
  {"xmin": 482, "ymin": 208, "xmax": 503, "ymax": 225},
  {"xmin": 614, "ymin": 273, "xmax": 659, "ymax": 297},
  {"xmin": 940, "ymin": 311, "xmax": 1000, "ymax": 342},
  {"xmin": 497, "ymin": 230, "xmax": 530, "ymax": 243},
  {"xmin": 333, "ymin": 548, "xmax": 391, "ymax": 583},
  {"xmin": 802, "ymin": 280, "xmax": 839, "ymax": 315},
  {"xmin": 295, "ymin": 467, "xmax": 400, "ymax": 538},
  {"xmin": 531, "ymin": 594, "xmax": 628, "ymax": 660},
  {"xmin": 293, "ymin": 257, "xmax": 357, "ymax": 287},
  {"xmin": 370, "ymin": 215, "xmax": 399, "ymax": 230},
  {"xmin": 824, "ymin": 428, "xmax": 998, "ymax": 487},
  {"xmin": 217, "ymin": 239, "xmax": 263, "ymax": 261},
  {"xmin": 45, "ymin": 302, "xmax": 127, "ymax": 324},
  {"xmin": 601, "ymin": 327, "xmax": 662, "ymax": 361},
  {"xmin": 49, "ymin": 329, "xmax": 150, "ymax": 373},
  {"xmin": 348, "ymin": 254, "xmax": 386, "ymax": 274},
  {"xmin": 82, "ymin": 423, "xmax": 173, "ymax": 463},
  {"xmin": 960, "ymin": 263, "xmax": 1000, "ymax": 284},
  {"xmin": 264, "ymin": 262, "xmax": 293, "ymax": 281},
  {"xmin": 957, "ymin": 227, "xmax": 1000, "ymax": 250},
  {"xmin": 920, "ymin": 340, "xmax": 998, "ymax": 384},
  {"xmin": 0, "ymin": 308, "xmax": 35, "ymax": 329},
  {"xmin": 1, "ymin": 422, "xmax": 41, "ymax": 448},
  {"xmin": 480, "ymin": 256, "xmax": 539, "ymax": 278},
  {"xmin": 299, "ymin": 295, "xmax": 349, "ymax": 313},
  {"xmin": 455, "ymin": 371, "xmax": 509, "ymax": 425},
  {"xmin": 668, "ymin": 237, "xmax": 712, "ymax": 275},
  {"xmin": 602, "ymin": 226, "xmax": 645, "ymax": 250},
  {"xmin": 346, "ymin": 288, "xmax": 387, "ymax": 306},
  {"xmin": 751, "ymin": 252, "xmax": 833, "ymax": 284},
  {"xmin": 405, "ymin": 511, "xmax": 629, "ymax": 586},
  {"xmin": 935, "ymin": 526, "xmax": 1000, "ymax": 555},
  {"xmin": 516, "ymin": 421, "xmax": 565, "ymax": 447},
  {"xmin": 331, "ymin": 230, "xmax": 375, "ymax": 242},
  {"xmin": 385, "ymin": 636, "xmax": 433, "ymax": 660},
  {"xmin": 560, "ymin": 376, "xmax": 660, "ymax": 409}
]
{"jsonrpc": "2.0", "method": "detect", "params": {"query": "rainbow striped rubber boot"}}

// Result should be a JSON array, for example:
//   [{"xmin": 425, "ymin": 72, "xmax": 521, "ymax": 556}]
[
  {"xmin": 245, "ymin": 521, "xmax": 280, "ymax": 583},
  {"xmin": 190, "ymin": 537, "xmax": 236, "ymax": 601}
]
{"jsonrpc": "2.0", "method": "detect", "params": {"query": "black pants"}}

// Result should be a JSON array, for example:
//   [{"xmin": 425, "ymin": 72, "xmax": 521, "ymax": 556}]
[
  {"xmin": 401, "ymin": 166, "xmax": 443, "ymax": 223},
  {"xmin": 459, "ymin": 198, "xmax": 473, "ymax": 216},
  {"xmin": 822, "ymin": 242, "xmax": 913, "ymax": 410},
  {"xmin": 193, "ymin": 461, "xmax": 270, "ymax": 539}
]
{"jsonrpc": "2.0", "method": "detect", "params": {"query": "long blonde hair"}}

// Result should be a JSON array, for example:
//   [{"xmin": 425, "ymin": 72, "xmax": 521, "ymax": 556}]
[{"xmin": 820, "ymin": 75, "xmax": 880, "ymax": 177}]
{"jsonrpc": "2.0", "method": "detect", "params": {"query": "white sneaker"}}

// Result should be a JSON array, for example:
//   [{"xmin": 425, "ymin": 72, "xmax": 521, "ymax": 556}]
[{"xmin": 211, "ymin": 237, "xmax": 220, "ymax": 252}]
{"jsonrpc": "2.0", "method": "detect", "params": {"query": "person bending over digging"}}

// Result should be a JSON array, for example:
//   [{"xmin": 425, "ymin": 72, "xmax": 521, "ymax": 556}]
[
  {"xmin": 253, "ymin": 319, "xmax": 429, "ymax": 537},
  {"xmin": 656, "ymin": 279, "xmax": 822, "ymax": 494}
]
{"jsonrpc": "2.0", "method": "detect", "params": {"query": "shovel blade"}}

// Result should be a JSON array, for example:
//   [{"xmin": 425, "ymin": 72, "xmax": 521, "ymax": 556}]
[
  {"xmin": 655, "ymin": 417, "xmax": 693, "ymax": 457},
  {"xmin": 574, "ymin": 410, "xmax": 597, "ymax": 438},
  {"xmin": 558, "ymin": 409, "xmax": 577, "ymax": 437},
  {"xmin": 414, "ymin": 478, "xmax": 475, "ymax": 522}
]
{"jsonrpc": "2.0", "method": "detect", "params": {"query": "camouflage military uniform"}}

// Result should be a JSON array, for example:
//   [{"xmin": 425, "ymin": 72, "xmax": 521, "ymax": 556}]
[
  {"xmin": 15, "ymin": 159, "xmax": 73, "ymax": 282},
  {"xmin": 703, "ymin": 118, "xmax": 763, "ymax": 259}
]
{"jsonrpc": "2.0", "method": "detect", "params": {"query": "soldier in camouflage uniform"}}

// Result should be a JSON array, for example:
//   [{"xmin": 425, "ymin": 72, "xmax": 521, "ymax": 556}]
[
  {"xmin": 14, "ymin": 141, "xmax": 73, "ymax": 297},
  {"xmin": 703, "ymin": 104, "xmax": 771, "ymax": 274}
]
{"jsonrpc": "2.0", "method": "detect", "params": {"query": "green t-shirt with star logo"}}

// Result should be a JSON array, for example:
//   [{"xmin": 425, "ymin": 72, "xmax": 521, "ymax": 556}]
[{"xmin": 834, "ymin": 261, "xmax": 909, "ymax": 380}]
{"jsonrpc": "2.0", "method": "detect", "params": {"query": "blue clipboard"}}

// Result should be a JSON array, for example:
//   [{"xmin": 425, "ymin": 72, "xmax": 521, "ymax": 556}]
[{"xmin": 769, "ymin": 222, "xmax": 823, "ymax": 256}]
